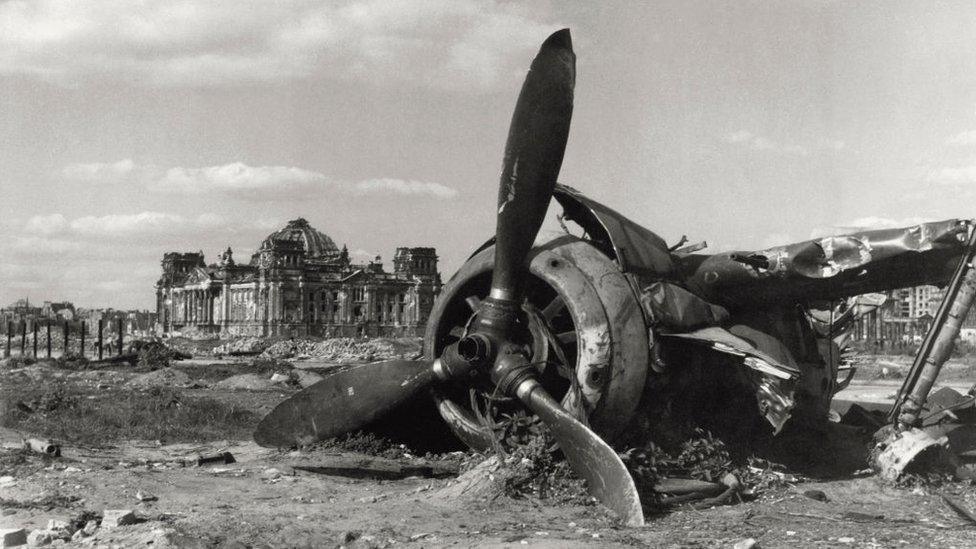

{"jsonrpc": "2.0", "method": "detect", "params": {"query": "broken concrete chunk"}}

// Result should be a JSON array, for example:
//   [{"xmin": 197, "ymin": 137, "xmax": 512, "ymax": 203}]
[
  {"xmin": 269, "ymin": 372, "xmax": 290, "ymax": 384},
  {"xmin": 1, "ymin": 529, "xmax": 27, "ymax": 548},
  {"xmin": 100, "ymin": 509, "xmax": 137, "ymax": 528},
  {"xmin": 25, "ymin": 530, "xmax": 53, "ymax": 546},
  {"xmin": 733, "ymin": 539, "xmax": 757, "ymax": 549},
  {"xmin": 82, "ymin": 521, "xmax": 98, "ymax": 536},
  {"xmin": 135, "ymin": 491, "xmax": 157, "ymax": 502},
  {"xmin": 42, "ymin": 521, "xmax": 67, "ymax": 534}
]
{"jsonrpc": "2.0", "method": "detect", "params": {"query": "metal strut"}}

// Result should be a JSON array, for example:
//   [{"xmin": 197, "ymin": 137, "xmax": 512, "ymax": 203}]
[{"xmin": 888, "ymin": 221, "xmax": 976, "ymax": 429}]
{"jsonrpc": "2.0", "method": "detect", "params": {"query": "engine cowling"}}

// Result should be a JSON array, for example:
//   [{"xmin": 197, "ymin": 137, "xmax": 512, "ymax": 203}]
[{"xmin": 424, "ymin": 235, "xmax": 649, "ymax": 451}]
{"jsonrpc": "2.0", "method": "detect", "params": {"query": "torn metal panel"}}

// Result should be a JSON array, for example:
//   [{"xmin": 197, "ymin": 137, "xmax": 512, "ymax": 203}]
[
  {"xmin": 680, "ymin": 219, "xmax": 972, "ymax": 308},
  {"xmin": 552, "ymin": 183, "xmax": 676, "ymax": 277},
  {"xmin": 638, "ymin": 281, "xmax": 730, "ymax": 332},
  {"xmin": 659, "ymin": 327, "xmax": 798, "ymax": 432}
]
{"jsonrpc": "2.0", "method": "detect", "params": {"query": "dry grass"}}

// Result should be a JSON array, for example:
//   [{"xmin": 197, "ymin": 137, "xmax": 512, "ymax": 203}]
[{"xmin": 1, "ymin": 380, "xmax": 257, "ymax": 444}]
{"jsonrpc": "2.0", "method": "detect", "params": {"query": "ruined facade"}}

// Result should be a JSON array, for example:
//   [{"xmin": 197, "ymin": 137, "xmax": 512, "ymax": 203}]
[{"xmin": 155, "ymin": 218, "xmax": 441, "ymax": 337}]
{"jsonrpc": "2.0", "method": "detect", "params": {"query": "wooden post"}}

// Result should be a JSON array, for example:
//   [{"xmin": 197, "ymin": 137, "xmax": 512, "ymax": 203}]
[
  {"xmin": 63, "ymin": 321, "xmax": 69, "ymax": 357},
  {"xmin": 32, "ymin": 321, "xmax": 37, "ymax": 358},
  {"xmin": 97, "ymin": 319, "xmax": 104, "ymax": 360},
  {"xmin": 117, "ymin": 318, "xmax": 124, "ymax": 356},
  {"xmin": 80, "ymin": 321, "xmax": 85, "ymax": 359},
  {"xmin": 20, "ymin": 321, "xmax": 26, "ymax": 356},
  {"xmin": 46, "ymin": 322, "xmax": 51, "ymax": 358}
]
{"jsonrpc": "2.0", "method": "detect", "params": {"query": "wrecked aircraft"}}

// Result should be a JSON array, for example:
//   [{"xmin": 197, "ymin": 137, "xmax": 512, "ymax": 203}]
[{"xmin": 254, "ymin": 29, "xmax": 976, "ymax": 526}]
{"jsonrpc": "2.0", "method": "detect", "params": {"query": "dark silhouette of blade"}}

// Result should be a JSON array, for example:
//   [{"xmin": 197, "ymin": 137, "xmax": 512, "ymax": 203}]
[
  {"xmin": 516, "ymin": 378, "xmax": 645, "ymax": 527},
  {"xmin": 491, "ymin": 28, "xmax": 575, "ymax": 298},
  {"xmin": 254, "ymin": 360, "xmax": 434, "ymax": 448}
]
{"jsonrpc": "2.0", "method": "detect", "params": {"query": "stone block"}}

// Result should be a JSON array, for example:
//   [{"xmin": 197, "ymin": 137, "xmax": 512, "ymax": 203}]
[
  {"xmin": 0, "ymin": 529, "xmax": 27, "ymax": 548},
  {"xmin": 100, "ymin": 510, "xmax": 137, "ymax": 528}
]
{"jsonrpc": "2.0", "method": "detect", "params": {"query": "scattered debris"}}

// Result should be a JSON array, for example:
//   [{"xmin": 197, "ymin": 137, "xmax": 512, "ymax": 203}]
[
  {"xmin": 25, "ymin": 529, "xmax": 54, "ymax": 546},
  {"xmin": 100, "ymin": 509, "xmax": 137, "ymax": 528},
  {"xmin": 22, "ymin": 439, "xmax": 60, "ymax": 457},
  {"xmin": 260, "ymin": 337, "xmax": 421, "ymax": 362},
  {"xmin": 135, "ymin": 491, "xmax": 157, "ymax": 502}
]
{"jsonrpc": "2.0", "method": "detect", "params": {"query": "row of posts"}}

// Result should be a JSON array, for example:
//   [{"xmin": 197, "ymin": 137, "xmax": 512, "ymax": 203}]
[{"xmin": 3, "ymin": 318, "xmax": 124, "ymax": 360}]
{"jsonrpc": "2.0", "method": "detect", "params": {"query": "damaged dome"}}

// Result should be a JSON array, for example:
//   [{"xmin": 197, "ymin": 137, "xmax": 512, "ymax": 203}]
[{"xmin": 259, "ymin": 218, "xmax": 339, "ymax": 258}]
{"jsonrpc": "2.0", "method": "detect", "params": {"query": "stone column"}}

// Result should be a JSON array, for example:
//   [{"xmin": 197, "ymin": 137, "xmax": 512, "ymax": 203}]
[{"xmin": 221, "ymin": 282, "xmax": 230, "ymax": 331}]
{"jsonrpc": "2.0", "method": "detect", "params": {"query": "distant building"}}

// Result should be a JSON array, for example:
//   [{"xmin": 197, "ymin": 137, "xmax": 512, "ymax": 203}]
[
  {"xmin": 155, "ymin": 218, "xmax": 441, "ymax": 337},
  {"xmin": 853, "ymin": 284, "xmax": 976, "ymax": 346}
]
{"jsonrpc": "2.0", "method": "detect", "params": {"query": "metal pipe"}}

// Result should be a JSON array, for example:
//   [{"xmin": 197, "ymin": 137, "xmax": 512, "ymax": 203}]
[
  {"xmin": 892, "ymin": 224, "xmax": 976, "ymax": 428},
  {"xmin": 5, "ymin": 321, "xmax": 10, "ymax": 358},
  {"xmin": 117, "ymin": 318, "xmax": 124, "ymax": 356},
  {"xmin": 20, "ymin": 321, "xmax": 26, "ymax": 356}
]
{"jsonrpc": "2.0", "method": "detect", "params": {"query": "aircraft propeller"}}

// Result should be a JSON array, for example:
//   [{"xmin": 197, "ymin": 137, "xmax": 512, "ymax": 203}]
[{"xmin": 254, "ymin": 29, "xmax": 644, "ymax": 527}]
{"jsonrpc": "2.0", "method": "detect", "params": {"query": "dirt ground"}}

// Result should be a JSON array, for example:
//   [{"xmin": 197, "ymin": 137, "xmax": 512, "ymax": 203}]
[{"xmin": 2, "ymin": 353, "xmax": 976, "ymax": 548}]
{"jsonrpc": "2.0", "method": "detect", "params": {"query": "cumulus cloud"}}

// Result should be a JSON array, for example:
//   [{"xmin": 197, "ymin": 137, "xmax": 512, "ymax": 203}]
[
  {"xmin": 723, "ymin": 130, "xmax": 809, "ymax": 156},
  {"xmin": 69, "ymin": 211, "xmax": 188, "ymax": 236},
  {"xmin": 355, "ymin": 178, "xmax": 458, "ymax": 199},
  {"xmin": 0, "ymin": 0, "xmax": 558, "ymax": 91},
  {"xmin": 59, "ymin": 159, "xmax": 458, "ymax": 200},
  {"xmin": 151, "ymin": 163, "xmax": 330, "ymax": 195}
]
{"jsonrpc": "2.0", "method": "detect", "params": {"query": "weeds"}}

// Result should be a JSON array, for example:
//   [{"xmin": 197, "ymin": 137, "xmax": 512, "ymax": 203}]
[{"xmin": 1, "ymin": 383, "xmax": 256, "ymax": 444}]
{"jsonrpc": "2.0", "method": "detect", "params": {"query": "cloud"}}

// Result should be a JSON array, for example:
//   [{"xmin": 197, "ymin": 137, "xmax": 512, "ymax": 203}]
[
  {"xmin": 69, "ymin": 211, "xmax": 188, "ymax": 237},
  {"xmin": 355, "ymin": 178, "xmax": 458, "ymax": 199},
  {"xmin": 59, "ymin": 160, "xmax": 458, "ymax": 200},
  {"xmin": 24, "ymin": 213, "xmax": 67, "ymax": 235},
  {"xmin": 151, "ymin": 163, "xmax": 330, "ymax": 195},
  {"xmin": 947, "ymin": 130, "xmax": 976, "ymax": 146},
  {"xmin": 0, "ymin": 0, "xmax": 559, "ymax": 91},
  {"xmin": 722, "ymin": 130, "xmax": 809, "ymax": 156}
]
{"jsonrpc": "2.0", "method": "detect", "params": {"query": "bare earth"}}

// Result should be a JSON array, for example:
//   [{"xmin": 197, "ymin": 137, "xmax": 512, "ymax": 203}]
[{"xmin": 2, "ymin": 355, "xmax": 976, "ymax": 548}]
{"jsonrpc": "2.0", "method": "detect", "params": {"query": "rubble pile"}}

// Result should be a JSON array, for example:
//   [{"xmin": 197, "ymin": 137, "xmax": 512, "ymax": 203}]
[
  {"xmin": 211, "ymin": 337, "xmax": 267, "ymax": 356},
  {"xmin": 261, "ymin": 337, "xmax": 422, "ymax": 362}
]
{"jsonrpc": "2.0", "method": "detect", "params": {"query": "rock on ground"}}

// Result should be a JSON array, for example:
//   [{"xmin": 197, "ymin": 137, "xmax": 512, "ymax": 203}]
[
  {"xmin": 293, "ymin": 369, "xmax": 324, "ymax": 388},
  {"xmin": 101, "ymin": 509, "xmax": 137, "ymax": 528},
  {"xmin": 1, "ymin": 528, "xmax": 27, "ymax": 548}
]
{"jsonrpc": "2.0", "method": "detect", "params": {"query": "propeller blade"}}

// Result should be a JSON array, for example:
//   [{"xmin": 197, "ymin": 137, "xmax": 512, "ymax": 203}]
[
  {"xmin": 515, "ymin": 378, "xmax": 645, "ymax": 527},
  {"xmin": 491, "ymin": 28, "xmax": 575, "ymax": 300},
  {"xmin": 254, "ymin": 360, "xmax": 435, "ymax": 448}
]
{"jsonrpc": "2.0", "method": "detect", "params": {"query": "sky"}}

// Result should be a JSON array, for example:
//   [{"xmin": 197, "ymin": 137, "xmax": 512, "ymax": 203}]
[{"xmin": 2, "ymin": 0, "xmax": 976, "ymax": 310}]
